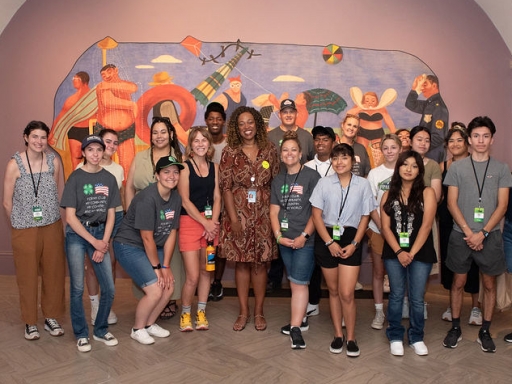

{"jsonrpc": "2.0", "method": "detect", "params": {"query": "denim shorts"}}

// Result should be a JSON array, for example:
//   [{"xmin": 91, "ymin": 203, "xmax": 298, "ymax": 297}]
[
  {"xmin": 279, "ymin": 244, "xmax": 315, "ymax": 285},
  {"xmin": 113, "ymin": 241, "xmax": 164, "ymax": 288}
]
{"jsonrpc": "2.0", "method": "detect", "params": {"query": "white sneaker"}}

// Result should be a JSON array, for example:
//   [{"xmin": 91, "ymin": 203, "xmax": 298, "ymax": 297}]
[
  {"xmin": 108, "ymin": 310, "xmax": 118, "ymax": 325},
  {"xmin": 371, "ymin": 310, "xmax": 385, "ymax": 330},
  {"xmin": 469, "ymin": 307, "xmax": 482, "ymax": 326},
  {"xmin": 131, "ymin": 328, "xmax": 155, "ymax": 345},
  {"xmin": 410, "ymin": 341, "xmax": 428, "ymax": 356},
  {"xmin": 77, "ymin": 337, "xmax": 91, "ymax": 352},
  {"xmin": 383, "ymin": 275, "xmax": 390, "ymax": 293},
  {"xmin": 306, "ymin": 303, "xmax": 319, "ymax": 317},
  {"xmin": 442, "ymin": 307, "xmax": 452, "ymax": 322},
  {"xmin": 390, "ymin": 341, "xmax": 404, "ymax": 356},
  {"xmin": 402, "ymin": 299, "xmax": 409, "ymax": 319},
  {"xmin": 355, "ymin": 282, "xmax": 363, "ymax": 291},
  {"xmin": 146, "ymin": 323, "xmax": 170, "ymax": 338},
  {"xmin": 93, "ymin": 332, "xmax": 118, "ymax": 346}
]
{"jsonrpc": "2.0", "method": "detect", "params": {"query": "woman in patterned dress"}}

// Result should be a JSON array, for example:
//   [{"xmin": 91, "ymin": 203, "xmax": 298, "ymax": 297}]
[{"xmin": 218, "ymin": 106, "xmax": 279, "ymax": 332}]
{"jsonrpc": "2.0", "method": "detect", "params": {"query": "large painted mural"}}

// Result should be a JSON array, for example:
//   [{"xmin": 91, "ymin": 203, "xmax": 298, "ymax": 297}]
[{"xmin": 50, "ymin": 36, "xmax": 448, "ymax": 179}]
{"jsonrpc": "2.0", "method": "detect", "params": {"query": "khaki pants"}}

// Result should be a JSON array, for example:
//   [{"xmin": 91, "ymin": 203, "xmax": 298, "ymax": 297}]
[{"xmin": 11, "ymin": 220, "xmax": 66, "ymax": 324}]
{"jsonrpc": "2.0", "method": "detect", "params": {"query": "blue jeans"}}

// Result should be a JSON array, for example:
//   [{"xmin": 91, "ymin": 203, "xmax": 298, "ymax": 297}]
[
  {"xmin": 66, "ymin": 225, "xmax": 114, "ymax": 339},
  {"xmin": 503, "ymin": 219, "xmax": 512, "ymax": 273},
  {"xmin": 384, "ymin": 258, "xmax": 432, "ymax": 345}
]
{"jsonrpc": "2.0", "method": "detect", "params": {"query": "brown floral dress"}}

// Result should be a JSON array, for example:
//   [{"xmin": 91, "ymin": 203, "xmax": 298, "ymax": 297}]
[{"xmin": 218, "ymin": 143, "xmax": 279, "ymax": 263}]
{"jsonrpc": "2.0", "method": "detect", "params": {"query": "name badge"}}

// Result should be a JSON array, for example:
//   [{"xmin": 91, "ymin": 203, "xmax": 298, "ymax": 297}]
[
  {"xmin": 280, "ymin": 218, "xmax": 289, "ymax": 232},
  {"xmin": 32, "ymin": 206, "xmax": 43, "ymax": 221},
  {"xmin": 474, "ymin": 207, "xmax": 484, "ymax": 223},
  {"xmin": 248, "ymin": 188, "xmax": 257, "ymax": 203},
  {"xmin": 204, "ymin": 205, "xmax": 213, "ymax": 219},
  {"xmin": 333, "ymin": 225, "xmax": 343, "ymax": 240},
  {"xmin": 399, "ymin": 232, "xmax": 410, "ymax": 247}
]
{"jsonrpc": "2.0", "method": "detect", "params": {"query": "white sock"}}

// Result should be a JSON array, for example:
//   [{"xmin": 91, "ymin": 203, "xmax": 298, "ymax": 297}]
[
  {"xmin": 90, "ymin": 295, "xmax": 99, "ymax": 304},
  {"xmin": 375, "ymin": 303, "xmax": 384, "ymax": 312}
]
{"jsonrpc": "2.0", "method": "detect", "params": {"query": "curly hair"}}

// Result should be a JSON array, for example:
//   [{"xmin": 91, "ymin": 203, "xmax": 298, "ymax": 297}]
[
  {"xmin": 383, "ymin": 150, "xmax": 425, "ymax": 216},
  {"xmin": 226, "ymin": 106, "xmax": 269, "ymax": 149},
  {"xmin": 185, "ymin": 126, "xmax": 215, "ymax": 161}
]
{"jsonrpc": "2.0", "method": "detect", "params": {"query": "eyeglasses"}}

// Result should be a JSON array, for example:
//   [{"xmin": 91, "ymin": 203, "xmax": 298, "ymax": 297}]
[{"xmin": 152, "ymin": 116, "xmax": 171, "ymax": 123}]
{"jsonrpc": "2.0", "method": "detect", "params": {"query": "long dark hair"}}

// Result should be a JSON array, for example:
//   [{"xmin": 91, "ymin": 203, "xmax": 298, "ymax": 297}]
[
  {"xmin": 151, "ymin": 116, "xmax": 183, "ymax": 162},
  {"xmin": 383, "ymin": 150, "xmax": 425, "ymax": 215}
]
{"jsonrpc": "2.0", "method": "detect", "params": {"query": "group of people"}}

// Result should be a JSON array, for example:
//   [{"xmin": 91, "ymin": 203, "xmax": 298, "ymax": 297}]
[{"xmin": 4, "ymin": 96, "xmax": 512, "ymax": 358}]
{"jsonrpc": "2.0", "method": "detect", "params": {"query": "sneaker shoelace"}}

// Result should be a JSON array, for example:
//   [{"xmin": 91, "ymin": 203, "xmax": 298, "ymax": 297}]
[
  {"xmin": 46, "ymin": 318, "xmax": 60, "ymax": 329},
  {"xmin": 27, "ymin": 325, "xmax": 38, "ymax": 334}
]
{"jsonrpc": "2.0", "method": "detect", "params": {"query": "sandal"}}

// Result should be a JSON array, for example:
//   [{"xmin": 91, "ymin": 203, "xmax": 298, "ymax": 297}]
[
  {"xmin": 254, "ymin": 314, "xmax": 267, "ymax": 331},
  {"xmin": 233, "ymin": 315, "xmax": 249, "ymax": 331},
  {"xmin": 159, "ymin": 300, "xmax": 178, "ymax": 320}
]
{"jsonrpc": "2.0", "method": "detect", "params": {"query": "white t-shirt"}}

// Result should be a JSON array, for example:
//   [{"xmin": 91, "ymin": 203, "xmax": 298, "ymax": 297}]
[{"xmin": 366, "ymin": 164, "xmax": 394, "ymax": 233}]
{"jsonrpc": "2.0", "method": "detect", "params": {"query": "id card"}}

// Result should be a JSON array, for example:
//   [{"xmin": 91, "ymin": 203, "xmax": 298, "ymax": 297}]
[
  {"xmin": 32, "ymin": 206, "xmax": 43, "ymax": 221},
  {"xmin": 204, "ymin": 205, "xmax": 213, "ymax": 219},
  {"xmin": 248, "ymin": 188, "xmax": 257, "ymax": 203},
  {"xmin": 474, "ymin": 207, "xmax": 484, "ymax": 223},
  {"xmin": 280, "ymin": 218, "xmax": 289, "ymax": 232},
  {"xmin": 333, "ymin": 225, "xmax": 343, "ymax": 240},
  {"xmin": 399, "ymin": 232, "xmax": 410, "ymax": 247}
]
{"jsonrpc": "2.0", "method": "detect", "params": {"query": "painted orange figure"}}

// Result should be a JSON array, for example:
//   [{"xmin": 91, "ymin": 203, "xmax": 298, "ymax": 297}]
[{"xmin": 95, "ymin": 64, "xmax": 138, "ymax": 178}]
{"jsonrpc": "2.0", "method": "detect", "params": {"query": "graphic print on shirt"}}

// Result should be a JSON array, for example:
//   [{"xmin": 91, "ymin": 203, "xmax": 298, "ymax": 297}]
[
  {"xmin": 155, "ymin": 208, "xmax": 176, "ymax": 238},
  {"xmin": 82, "ymin": 183, "xmax": 110, "ymax": 215}
]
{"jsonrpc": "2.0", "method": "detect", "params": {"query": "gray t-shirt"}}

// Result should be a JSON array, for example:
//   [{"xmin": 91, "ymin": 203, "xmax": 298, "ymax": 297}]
[
  {"xmin": 267, "ymin": 127, "xmax": 315, "ymax": 165},
  {"xmin": 352, "ymin": 142, "xmax": 371, "ymax": 177},
  {"xmin": 114, "ymin": 183, "xmax": 181, "ymax": 248},
  {"xmin": 271, "ymin": 166, "xmax": 320, "ymax": 245},
  {"xmin": 444, "ymin": 156, "xmax": 512, "ymax": 233},
  {"xmin": 61, "ymin": 168, "xmax": 121, "ymax": 223}
]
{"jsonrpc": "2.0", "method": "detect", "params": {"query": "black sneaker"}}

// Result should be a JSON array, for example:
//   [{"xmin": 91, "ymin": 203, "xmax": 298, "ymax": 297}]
[
  {"xmin": 443, "ymin": 327, "xmax": 462, "ymax": 348},
  {"xmin": 346, "ymin": 340, "xmax": 360, "ymax": 357},
  {"xmin": 281, "ymin": 318, "xmax": 309, "ymax": 335},
  {"xmin": 210, "ymin": 281, "xmax": 223, "ymax": 302},
  {"xmin": 329, "ymin": 336, "xmax": 344, "ymax": 354},
  {"xmin": 290, "ymin": 327, "xmax": 306, "ymax": 349},
  {"xmin": 24, "ymin": 324, "xmax": 40, "ymax": 340},
  {"xmin": 504, "ymin": 332, "xmax": 512, "ymax": 343},
  {"xmin": 477, "ymin": 329, "xmax": 496, "ymax": 353},
  {"xmin": 44, "ymin": 318, "xmax": 64, "ymax": 337}
]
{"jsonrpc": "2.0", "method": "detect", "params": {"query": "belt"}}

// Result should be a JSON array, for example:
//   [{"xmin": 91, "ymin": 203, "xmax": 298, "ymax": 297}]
[{"xmin": 81, "ymin": 221, "xmax": 105, "ymax": 227}]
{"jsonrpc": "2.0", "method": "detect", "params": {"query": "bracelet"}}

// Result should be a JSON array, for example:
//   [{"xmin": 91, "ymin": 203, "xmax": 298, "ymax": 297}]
[
  {"xmin": 395, "ymin": 249, "xmax": 404, "ymax": 256},
  {"xmin": 152, "ymin": 263, "xmax": 162, "ymax": 270},
  {"xmin": 276, "ymin": 235, "xmax": 283, "ymax": 245},
  {"xmin": 325, "ymin": 239, "xmax": 334, "ymax": 247},
  {"xmin": 161, "ymin": 265, "xmax": 170, "ymax": 269}
]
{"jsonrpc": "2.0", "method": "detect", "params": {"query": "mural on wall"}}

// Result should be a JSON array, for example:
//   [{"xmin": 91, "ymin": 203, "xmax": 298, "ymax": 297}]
[{"xmin": 49, "ymin": 36, "xmax": 448, "ymax": 179}]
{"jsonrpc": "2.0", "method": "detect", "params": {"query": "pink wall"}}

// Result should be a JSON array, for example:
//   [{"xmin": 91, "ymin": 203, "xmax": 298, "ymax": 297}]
[{"xmin": 0, "ymin": 0, "xmax": 511, "ymax": 271}]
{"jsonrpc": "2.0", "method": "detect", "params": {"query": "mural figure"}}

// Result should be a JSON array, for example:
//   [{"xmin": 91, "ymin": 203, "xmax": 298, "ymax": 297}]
[
  {"xmin": 213, "ymin": 75, "xmax": 247, "ymax": 131},
  {"xmin": 405, "ymin": 74, "xmax": 448, "ymax": 163},
  {"xmin": 95, "ymin": 64, "xmax": 138, "ymax": 177},
  {"xmin": 347, "ymin": 87, "xmax": 397, "ymax": 168},
  {"xmin": 49, "ymin": 71, "xmax": 96, "ymax": 175}
]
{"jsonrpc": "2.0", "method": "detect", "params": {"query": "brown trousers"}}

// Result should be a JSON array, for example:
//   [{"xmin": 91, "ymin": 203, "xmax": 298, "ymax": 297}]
[{"xmin": 11, "ymin": 220, "xmax": 66, "ymax": 324}]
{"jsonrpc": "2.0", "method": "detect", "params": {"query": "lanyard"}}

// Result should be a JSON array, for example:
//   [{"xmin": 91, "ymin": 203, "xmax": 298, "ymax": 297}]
[
  {"xmin": 282, "ymin": 165, "xmax": 302, "ymax": 212},
  {"xmin": 400, "ymin": 202, "xmax": 408, "ymax": 233},
  {"xmin": 26, "ymin": 152, "xmax": 43, "ymax": 199},
  {"xmin": 337, "ymin": 174, "xmax": 352, "ymax": 223},
  {"xmin": 470, "ymin": 157, "xmax": 490, "ymax": 205},
  {"xmin": 315, "ymin": 162, "xmax": 332, "ymax": 177}
]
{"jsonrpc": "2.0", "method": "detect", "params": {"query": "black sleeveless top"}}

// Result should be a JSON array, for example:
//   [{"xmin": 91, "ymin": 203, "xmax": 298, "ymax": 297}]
[
  {"xmin": 180, "ymin": 160, "xmax": 215, "ymax": 215},
  {"xmin": 382, "ymin": 198, "xmax": 437, "ymax": 263}
]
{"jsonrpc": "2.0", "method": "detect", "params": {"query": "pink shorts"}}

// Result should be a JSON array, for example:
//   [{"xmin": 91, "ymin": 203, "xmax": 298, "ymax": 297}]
[{"xmin": 179, "ymin": 214, "xmax": 219, "ymax": 252}]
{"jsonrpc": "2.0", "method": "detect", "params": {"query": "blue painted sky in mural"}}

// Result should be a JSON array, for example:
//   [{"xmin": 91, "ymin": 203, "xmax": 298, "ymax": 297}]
[{"xmin": 53, "ymin": 37, "xmax": 435, "ymax": 131}]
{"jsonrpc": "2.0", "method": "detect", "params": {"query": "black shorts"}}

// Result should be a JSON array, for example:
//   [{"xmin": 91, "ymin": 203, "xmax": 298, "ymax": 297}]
[{"xmin": 314, "ymin": 226, "xmax": 362, "ymax": 268}]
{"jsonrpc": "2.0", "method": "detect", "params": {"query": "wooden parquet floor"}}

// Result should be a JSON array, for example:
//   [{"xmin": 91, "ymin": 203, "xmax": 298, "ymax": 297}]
[{"xmin": 0, "ymin": 276, "xmax": 511, "ymax": 383}]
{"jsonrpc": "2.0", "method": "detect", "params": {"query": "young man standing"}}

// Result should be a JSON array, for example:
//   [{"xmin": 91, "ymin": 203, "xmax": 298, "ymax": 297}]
[
  {"xmin": 205, "ymin": 102, "xmax": 227, "ymax": 301},
  {"xmin": 443, "ymin": 116, "xmax": 512, "ymax": 353}
]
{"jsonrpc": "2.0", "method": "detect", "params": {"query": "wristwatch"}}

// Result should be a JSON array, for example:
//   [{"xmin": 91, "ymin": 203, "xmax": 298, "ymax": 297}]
[
  {"xmin": 152, "ymin": 263, "xmax": 162, "ymax": 270},
  {"xmin": 480, "ymin": 229, "xmax": 489, "ymax": 238},
  {"xmin": 351, "ymin": 240, "xmax": 359, "ymax": 248},
  {"xmin": 301, "ymin": 232, "xmax": 310, "ymax": 239}
]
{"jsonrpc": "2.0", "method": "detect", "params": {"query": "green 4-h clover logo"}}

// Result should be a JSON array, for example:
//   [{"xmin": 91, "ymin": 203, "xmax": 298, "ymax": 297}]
[
  {"xmin": 280, "ymin": 184, "xmax": 289, "ymax": 194},
  {"xmin": 160, "ymin": 210, "xmax": 165, "ymax": 220},
  {"xmin": 83, "ymin": 184, "xmax": 94, "ymax": 195}
]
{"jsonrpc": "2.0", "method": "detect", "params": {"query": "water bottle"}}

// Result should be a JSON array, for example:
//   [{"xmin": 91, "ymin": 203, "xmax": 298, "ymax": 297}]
[{"xmin": 206, "ymin": 241, "xmax": 215, "ymax": 271}]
